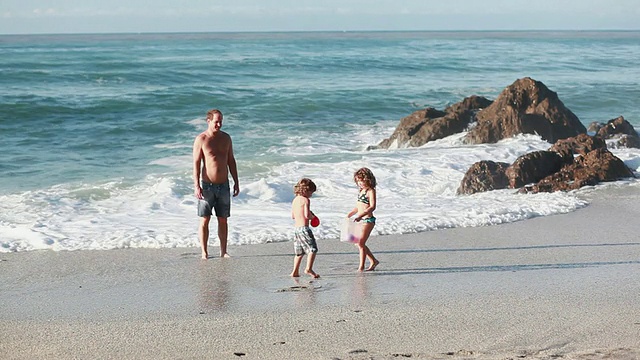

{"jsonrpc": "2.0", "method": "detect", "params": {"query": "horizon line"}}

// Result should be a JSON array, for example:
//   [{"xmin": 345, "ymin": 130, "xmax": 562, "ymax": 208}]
[{"xmin": 2, "ymin": 29, "xmax": 640, "ymax": 36}]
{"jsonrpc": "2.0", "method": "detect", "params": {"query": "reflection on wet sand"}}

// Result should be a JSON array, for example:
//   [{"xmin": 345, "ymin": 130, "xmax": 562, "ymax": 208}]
[
  {"xmin": 196, "ymin": 260, "xmax": 232, "ymax": 312},
  {"xmin": 349, "ymin": 273, "xmax": 370, "ymax": 305}
]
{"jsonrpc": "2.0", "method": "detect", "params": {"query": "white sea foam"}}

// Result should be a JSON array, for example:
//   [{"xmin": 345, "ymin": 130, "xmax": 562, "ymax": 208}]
[{"xmin": 2, "ymin": 130, "xmax": 638, "ymax": 253}]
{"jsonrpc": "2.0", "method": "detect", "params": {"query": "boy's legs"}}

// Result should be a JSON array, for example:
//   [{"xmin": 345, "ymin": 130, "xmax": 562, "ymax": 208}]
[
  {"xmin": 304, "ymin": 252, "xmax": 320, "ymax": 278},
  {"xmin": 291, "ymin": 255, "xmax": 303, "ymax": 277}
]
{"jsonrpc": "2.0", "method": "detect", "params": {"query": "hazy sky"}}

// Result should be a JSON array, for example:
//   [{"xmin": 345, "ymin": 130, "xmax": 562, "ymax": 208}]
[{"xmin": 1, "ymin": 0, "xmax": 639, "ymax": 34}]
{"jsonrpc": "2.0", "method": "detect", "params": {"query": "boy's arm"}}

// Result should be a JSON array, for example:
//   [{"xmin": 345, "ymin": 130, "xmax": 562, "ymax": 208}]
[{"xmin": 302, "ymin": 198, "xmax": 311, "ymax": 222}]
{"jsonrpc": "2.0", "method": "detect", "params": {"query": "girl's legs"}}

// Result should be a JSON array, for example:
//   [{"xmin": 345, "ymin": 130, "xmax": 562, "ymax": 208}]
[{"xmin": 356, "ymin": 222, "xmax": 379, "ymax": 271}]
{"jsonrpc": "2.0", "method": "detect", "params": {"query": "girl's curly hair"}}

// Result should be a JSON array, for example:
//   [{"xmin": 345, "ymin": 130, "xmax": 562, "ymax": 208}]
[{"xmin": 354, "ymin": 167, "xmax": 376, "ymax": 189}]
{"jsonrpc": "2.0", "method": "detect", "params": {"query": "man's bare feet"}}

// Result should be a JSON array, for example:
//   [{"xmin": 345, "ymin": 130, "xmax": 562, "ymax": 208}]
[
  {"xmin": 290, "ymin": 272, "xmax": 300, "ymax": 278},
  {"xmin": 366, "ymin": 260, "xmax": 380, "ymax": 271},
  {"xmin": 304, "ymin": 269, "xmax": 320, "ymax": 278},
  {"xmin": 221, "ymin": 252, "xmax": 231, "ymax": 258}
]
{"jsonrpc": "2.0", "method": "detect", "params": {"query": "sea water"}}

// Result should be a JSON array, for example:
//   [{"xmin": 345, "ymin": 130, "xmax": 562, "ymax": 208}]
[{"xmin": 1, "ymin": 31, "xmax": 639, "ymax": 252}]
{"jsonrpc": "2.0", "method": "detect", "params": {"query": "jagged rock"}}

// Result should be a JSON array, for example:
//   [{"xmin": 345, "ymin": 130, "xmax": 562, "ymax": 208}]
[
  {"xmin": 595, "ymin": 116, "xmax": 640, "ymax": 148},
  {"xmin": 372, "ymin": 96, "xmax": 492, "ymax": 149},
  {"xmin": 444, "ymin": 95, "xmax": 493, "ymax": 115},
  {"xmin": 457, "ymin": 160, "xmax": 510, "ymax": 195},
  {"xmin": 505, "ymin": 151, "xmax": 565, "ymax": 189},
  {"xmin": 587, "ymin": 121, "xmax": 603, "ymax": 134},
  {"xmin": 616, "ymin": 134, "xmax": 640, "ymax": 149},
  {"xmin": 464, "ymin": 77, "xmax": 586, "ymax": 144},
  {"xmin": 548, "ymin": 133, "xmax": 607, "ymax": 164},
  {"xmin": 521, "ymin": 148, "xmax": 635, "ymax": 193}
]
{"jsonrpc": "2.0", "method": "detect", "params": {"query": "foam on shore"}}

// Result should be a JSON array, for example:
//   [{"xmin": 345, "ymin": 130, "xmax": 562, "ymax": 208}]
[{"xmin": 1, "ymin": 184, "xmax": 639, "ymax": 359}]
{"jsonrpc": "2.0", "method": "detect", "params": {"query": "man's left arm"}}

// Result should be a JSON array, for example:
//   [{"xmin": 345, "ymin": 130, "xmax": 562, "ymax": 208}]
[{"xmin": 228, "ymin": 139, "xmax": 240, "ymax": 197}]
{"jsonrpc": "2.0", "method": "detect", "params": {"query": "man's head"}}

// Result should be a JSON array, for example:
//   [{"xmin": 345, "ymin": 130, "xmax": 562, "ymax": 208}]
[{"xmin": 206, "ymin": 109, "xmax": 223, "ymax": 132}]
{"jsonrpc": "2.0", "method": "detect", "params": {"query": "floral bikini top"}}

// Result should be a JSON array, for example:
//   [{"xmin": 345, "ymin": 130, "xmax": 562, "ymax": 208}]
[{"xmin": 357, "ymin": 191, "xmax": 370, "ymax": 205}]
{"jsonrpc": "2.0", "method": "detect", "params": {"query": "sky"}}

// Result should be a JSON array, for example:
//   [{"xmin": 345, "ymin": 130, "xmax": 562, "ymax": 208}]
[{"xmin": 1, "ymin": 0, "xmax": 639, "ymax": 35}]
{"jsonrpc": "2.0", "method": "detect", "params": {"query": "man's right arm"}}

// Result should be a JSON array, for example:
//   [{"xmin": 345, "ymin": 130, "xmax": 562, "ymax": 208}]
[{"xmin": 192, "ymin": 135, "xmax": 203, "ymax": 199}]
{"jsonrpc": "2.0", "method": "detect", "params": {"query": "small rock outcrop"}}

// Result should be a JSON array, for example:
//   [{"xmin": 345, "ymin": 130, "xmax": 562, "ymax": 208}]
[
  {"xmin": 372, "ymin": 96, "xmax": 492, "ymax": 149},
  {"xmin": 548, "ymin": 133, "xmax": 607, "ymax": 164},
  {"xmin": 593, "ymin": 116, "xmax": 640, "ymax": 149},
  {"xmin": 505, "ymin": 151, "xmax": 565, "ymax": 189},
  {"xmin": 522, "ymin": 148, "xmax": 635, "ymax": 193},
  {"xmin": 458, "ymin": 134, "xmax": 633, "ymax": 195},
  {"xmin": 463, "ymin": 77, "xmax": 586, "ymax": 144},
  {"xmin": 457, "ymin": 160, "xmax": 510, "ymax": 195}
]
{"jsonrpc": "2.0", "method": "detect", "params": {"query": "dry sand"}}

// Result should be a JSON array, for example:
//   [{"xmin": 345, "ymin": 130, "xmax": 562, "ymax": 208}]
[{"xmin": 1, "ymin": 184, "xmax": 640, "ymax": 359}]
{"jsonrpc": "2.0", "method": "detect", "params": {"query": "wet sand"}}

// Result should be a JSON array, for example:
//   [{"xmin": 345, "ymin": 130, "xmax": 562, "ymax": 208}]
[{"xmin": 1, "ymin": 184, "xmax": 640, "ymax": 359}]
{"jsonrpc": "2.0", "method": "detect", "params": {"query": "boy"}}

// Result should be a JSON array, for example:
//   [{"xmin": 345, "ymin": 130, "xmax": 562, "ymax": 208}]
[{"xmin": 291, "ymin": 178, "xmax": 320, "ymax": 278}]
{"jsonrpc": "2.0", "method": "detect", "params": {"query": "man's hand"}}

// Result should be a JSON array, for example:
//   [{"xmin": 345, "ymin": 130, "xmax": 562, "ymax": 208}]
[
  {"xmin": 194, "ymin": 186, "xmax": 203, "ymax": 199},
  {"xmin": 233, "ymin": 183, "xmax": 240, "ymax": 197}
]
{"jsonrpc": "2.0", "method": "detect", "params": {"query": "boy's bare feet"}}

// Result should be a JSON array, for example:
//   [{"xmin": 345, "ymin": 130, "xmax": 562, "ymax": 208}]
[
  {"xmin": 305, "ymin": 269, "xmax": 320, "ymax": 278},
  {"xmin": 290, "ymin": 272, "xmax": 300, "ymax": 277},
  {"xmin": 366, "ymin": 260, "xmax": 380, "ymax": 271}
]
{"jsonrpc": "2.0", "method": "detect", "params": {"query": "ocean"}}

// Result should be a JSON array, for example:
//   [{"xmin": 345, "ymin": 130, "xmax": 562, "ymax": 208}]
[{"xmin": 1, "ymin": 31, "xmax": 639, "ymax": 252}]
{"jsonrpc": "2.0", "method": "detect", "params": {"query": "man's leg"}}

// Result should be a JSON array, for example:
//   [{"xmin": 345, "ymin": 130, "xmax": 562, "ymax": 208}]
[
  {"xmin": 217, "ymin": 216, "xmax": 230, "ymax": 257},
  {"xmin": 199, "ymin": 216, "xmax": 211, "ymax": 259}
]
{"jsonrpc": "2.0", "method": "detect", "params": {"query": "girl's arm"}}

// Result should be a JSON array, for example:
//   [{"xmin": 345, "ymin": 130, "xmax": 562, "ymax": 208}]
[{"xmin": 346, "ymin": 206, "xmax": 358, "ymax": 218}]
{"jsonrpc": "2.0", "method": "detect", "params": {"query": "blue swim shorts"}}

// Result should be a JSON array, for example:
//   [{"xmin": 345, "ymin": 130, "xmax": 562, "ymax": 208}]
[
  {"xmin": 197, "ymin": 181, "xmax": 231, "ymax": 218},
  {"xmin": 293, "ymin": 226, "xmax": 318, "ymax": 256}
]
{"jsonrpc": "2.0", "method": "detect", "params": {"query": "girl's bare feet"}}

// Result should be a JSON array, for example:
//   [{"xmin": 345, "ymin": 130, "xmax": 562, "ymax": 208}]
[
  {"xmin": 305, "ymin": 269, "xmax": 320, "ymax": 278},
  {"xmin": 290, "ymin": 272, "xmax": 300, "ymax": 277},
  {"xmin": 366, "ymin": 260, "xmax": 380, "ymax": 271},
  {"xmin": 201, "ymin": 253, "xmax": 208, "ymax": 260}
]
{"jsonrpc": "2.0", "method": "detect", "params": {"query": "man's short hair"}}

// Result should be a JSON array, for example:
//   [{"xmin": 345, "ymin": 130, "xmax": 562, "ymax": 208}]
[{"xmin": 206, "ymin": 109, "xmax": 223, "ymax": 121}]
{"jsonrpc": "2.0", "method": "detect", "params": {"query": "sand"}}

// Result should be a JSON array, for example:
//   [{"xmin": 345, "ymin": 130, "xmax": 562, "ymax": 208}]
[{"xmin": 1, "ymin": 184, "xmax": 640, "ymax": 359}]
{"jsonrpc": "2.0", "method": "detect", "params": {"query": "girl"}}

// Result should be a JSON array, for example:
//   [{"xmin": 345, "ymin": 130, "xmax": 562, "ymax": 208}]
[{"xmin": 347, "ymin": 167, "xmax": 379, "ymax": 271}]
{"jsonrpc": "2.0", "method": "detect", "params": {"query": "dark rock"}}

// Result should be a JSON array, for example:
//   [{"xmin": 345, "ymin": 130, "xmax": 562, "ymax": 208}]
[
  {"xmin": 616, "ymin": 134, "xmax": 640, "ymax": 149},
  {"xmin": 587, "ymin": 121, "xmax": 604, "ymax": 134},
  {"xmin": 596, "ymin": 116, "xmax": 640, "ymax": 148},
  {"xmin": 548, "ymin": 133, "xmax": 607, "ymax": 164},
  {"xmin": 505, "ymin": 151, "xmax": 565, "ymax": 188},
  {"xmin": 464, "ymin": 77, "xmax": 586, "ymax": 144},
  {"xmin": 372, "ymin": 96, "xmax": 491, "ymax": 149},
  {"xmin": 521, "ymin": 148, "xmax": 635, "ymax": 193},
  {"xmin": 457, "ymin": 160, "xmax": 510, "ymax": 195},
  {"xmin": 444, "ymin": 95, "xmax": 493, "ymax": 115}
]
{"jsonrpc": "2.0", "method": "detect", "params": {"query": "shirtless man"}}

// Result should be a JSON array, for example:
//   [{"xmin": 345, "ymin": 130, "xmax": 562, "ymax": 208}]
[{"xmin": 193, "ymin": 109, "xmax": 239, "ymax": 259}]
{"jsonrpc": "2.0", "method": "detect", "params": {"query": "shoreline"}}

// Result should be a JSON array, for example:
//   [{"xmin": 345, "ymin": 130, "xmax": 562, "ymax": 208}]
[{"xmin": 2, "ymin": 184, "xmax": 640, "ymax": 359}]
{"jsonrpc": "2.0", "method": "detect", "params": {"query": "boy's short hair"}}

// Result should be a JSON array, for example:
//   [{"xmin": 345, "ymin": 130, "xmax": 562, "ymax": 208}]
[
  {"xmin": 294, "ymin": 178, "xmax": 317, "ymax": 195},
  {"xmin": 354, "ymin": 167, "xmax": 377, "ymax": 188}
]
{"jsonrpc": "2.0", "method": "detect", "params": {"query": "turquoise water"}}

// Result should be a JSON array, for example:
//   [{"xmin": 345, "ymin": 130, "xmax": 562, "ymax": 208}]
[{"xmin": 1, "ymin": 31, "xmax": 639, "ymax": 251}]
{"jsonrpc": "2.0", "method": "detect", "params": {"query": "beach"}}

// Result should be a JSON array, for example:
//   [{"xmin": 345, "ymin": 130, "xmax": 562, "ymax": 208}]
[{"xmin": 1, "ymin": 184, "xmax": 639, "ymax": 360}]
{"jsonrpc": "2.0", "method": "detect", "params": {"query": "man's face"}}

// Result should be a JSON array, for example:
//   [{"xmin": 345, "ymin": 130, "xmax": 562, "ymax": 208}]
[{"xmin": 208, "ymin": 115, "xmax": 223, "ymax": 132}]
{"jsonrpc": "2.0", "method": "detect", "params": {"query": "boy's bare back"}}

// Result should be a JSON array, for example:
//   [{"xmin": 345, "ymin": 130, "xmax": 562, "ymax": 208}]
[{"xmin": 291, "ymin": 195, "xmax": 311, "ymax": 227}]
